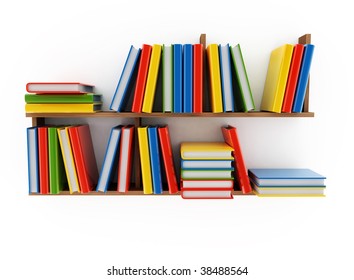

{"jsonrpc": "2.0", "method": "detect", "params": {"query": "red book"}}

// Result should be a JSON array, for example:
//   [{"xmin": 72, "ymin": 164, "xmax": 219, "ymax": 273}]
[
  {"xmin": 131, "ymin": 44, "xmax": 152, "ymax": 112},
  {"xmin": 117, "ymin": 125, "xmax": 135, "ymax": 192},
  {"xmin": 68, "ymin": 125, "xmax": 98, "ymax": 193},
  {"xmin": 158, "ymin": 126, "xmax": 178, "ymax": 194},
  {"xmin": 26, "ymin": 82, "xmax": 94, "ymax": 94},
  {"xmin": 38, "ymin": 127, "xmax": 49, "ymax": 194},
  {"xmin": 193, "ymin": 44, "xmax": 203, "ymax": 113},
  {"xmin": 282, "ymin": 44, "xmax": 305, "ymax": 113},
  {"xmin": 221, "ymin": 125, "xmax": 252, "ymax": 194}
]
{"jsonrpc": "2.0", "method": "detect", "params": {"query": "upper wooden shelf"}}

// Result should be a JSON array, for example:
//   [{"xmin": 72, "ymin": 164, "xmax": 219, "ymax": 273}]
[{"xmin": 26, "ymin": 111, "xmax": 314, "ymax": 118}]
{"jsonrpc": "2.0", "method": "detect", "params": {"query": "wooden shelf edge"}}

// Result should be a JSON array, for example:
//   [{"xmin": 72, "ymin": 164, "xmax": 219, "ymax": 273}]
[
  {"xmin": 26, "ymin": 111, "xmax": 314, "ymax": 118},
  {"xmin": 29, "ymin": 190, "xmax": 254, "ymax": 196}
]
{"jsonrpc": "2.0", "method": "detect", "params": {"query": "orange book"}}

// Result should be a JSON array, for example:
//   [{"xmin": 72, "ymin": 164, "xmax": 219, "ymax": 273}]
[
  {"xmin": 158, "ymin": 126, "xmax": 178, "ymax": 194},
  {"xmin": 221, "ymin": 125, "xmax": 252, "ymax": 194},
  {"xmin": 193, "ymin": 44, "xmax": 203, "ymax": 113},
  {"xmin": 68, "ymin": 125, "xmax": 98, "ymax": 193},
  {"xmin": 282, "ymin": 44, "xmax": 305, "ymax": 113},
  {"xmin": 132, "ymin": 44, "xmax": 152, "ymax": 113},
  {"xmin": 38, "ymin": 127, "xmax": 49, "ymax": 194}
]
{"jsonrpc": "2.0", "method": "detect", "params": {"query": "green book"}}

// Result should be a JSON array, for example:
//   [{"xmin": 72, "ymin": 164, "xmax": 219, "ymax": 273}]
[
  {"xmin": 25, "ymin": 93, "xmax": 102, "ymax": 104},
  {"xmin": 48, "ymin": 127, "xmax": 66, "ymax": 194}
]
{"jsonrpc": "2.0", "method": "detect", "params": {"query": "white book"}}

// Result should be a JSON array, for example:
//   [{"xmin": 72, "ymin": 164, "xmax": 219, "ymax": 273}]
[
  {"xmin": 219, "ymin": 44, "xmax": 234, "ymax": 112},
  {"xmin": 27, "ymin": 127, "xmax": 39, "ymax": 194},
  {"xmin": 163, "ymin": 45, "xmax": 173, "ymax": 112}
]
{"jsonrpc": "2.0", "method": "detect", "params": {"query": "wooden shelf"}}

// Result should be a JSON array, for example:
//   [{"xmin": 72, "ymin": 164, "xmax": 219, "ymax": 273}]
[
  {"xmin": 29, "ymin": 190, "xmax": 253, "ymax": 196},
  {"xmin": 26, "ymin": 111, "xmax": 314, "ymax": 119}
]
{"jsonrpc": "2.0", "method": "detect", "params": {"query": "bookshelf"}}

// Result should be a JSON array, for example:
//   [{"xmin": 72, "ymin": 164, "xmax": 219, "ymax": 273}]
[{"xmin": 26, "ymin": 34, "xmax": 314, "ymax": 196}]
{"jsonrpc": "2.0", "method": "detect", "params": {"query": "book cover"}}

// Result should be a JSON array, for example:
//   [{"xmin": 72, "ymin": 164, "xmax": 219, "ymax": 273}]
[
  {"xmin": 206, "ymin": 44, "xmax": 223, "ymax": 113},
  {"xmin": 221, "ymin": 125, "xmax": 252, "ymax": 194},
  {"xmin": 181, "ymin": 187, "xmax": 233, "ymax": 199},
  {"xmin": 181, "ymin": 180, "xmax": 234, "ymax": 188},
  {"xmin": 180, "ymin": 142, "xmax": 234, "ymax": 160},
  {"xmin": 25, "ymin": 103, "xmax": 102, "ymax": 113},
  {"xmin": 181, "ymin": 159, "xmax": 233, "ymax": 169},
  {"xmin": 183, "ymin": 44, "xmax": 193, "ymax": 113},
  {"xmin": 117, "ymin": 125, "xmax": 135, "ymax": 193},
  {"xmin": 110, "ymin": 45, "xmax": 141, "ymax": 111},
  {"xmin": 131, "ymin": 44, "xmax": 152, "ymax": 113},
  {"xmin": 68, "ymin": 125, "xmax": 98, "ymax": 193},
  {"xmin": 57, "ymin": 127, "xmax": 80, "ymax": 193},
  {"xmin": 142, "ymin": 44, "xmax": 162, "ymax": 113},
  {"xmin": 281, "ymin": 44, "xmax": 305, "ymax": 113},
  {"xmin": 96, "ymin": 125, "xmax": 123, "ymax": 192},
  {"xmin": 219, "ymin": 44, "xmax": 234, "ymax": 112},
  {"xmin": 137, "ymin": 127, "xmax": 153, "ymax": 194},
  {"xmin": 148, "ymin": 126, "xmax": 163, "ymax": 194},
  {"xmin": 162, "ymin": 44, "xmax": 173, "ymax": 112},
  {"xmin": 193, "ymin": 44, "xmax": 203, "ymax": 113},
  {"xmin": 158, "ymin": 126, "xmax": 178, "ymax": 194},
  {"xmin": 229, "ymin": 44, "xmax": 255, "ymax": 112},
  {"xmin": 26, "ymin": 82, "xmax": 94, "ymax": 94},
  {"xmin": 248, "ymin": 168, "xmax": 326, "ymax": 186},
  {"xmin": 38, "ymin": 127, "xmax": 49, "ymax": 194},
  {"xmin": 173, "ymin": 44, "xmax": 183, "ymax": 113},
  {"xmin": 261, "ymin": 44, "xmax": 294, "ymax": 113},
  {"xmin": 181, "ymin": 169, "xmax": 234, "ymax": 179},
  {"xmin": 25, "ymin": 93, "xmax": 102, "ymax": 104},
  {"xmin": 48, "ymin": 127, "xmax": 66, "ymax": 194},
  {"xmin": 27, "ymin": 127, "xmax": 39, "ymax": 194},
  {"xmin": 292, "ymin": 44, "xmax": 315, "ymax": 113}
]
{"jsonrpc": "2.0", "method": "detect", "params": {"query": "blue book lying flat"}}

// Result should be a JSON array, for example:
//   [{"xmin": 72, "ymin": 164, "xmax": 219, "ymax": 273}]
[{"xmin": 248, "ymin": 168, "xmax": 325, "ymax": 186}]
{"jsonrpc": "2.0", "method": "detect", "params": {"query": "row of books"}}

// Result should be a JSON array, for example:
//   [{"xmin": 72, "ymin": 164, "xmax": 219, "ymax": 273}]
[
  {"xmin": 25, "ymin": 82, "xmax": 102, "ymax": 113},
  {"xmin": 180, "ymin": 142, "xmax": 235, "ymax": 199},
  {"xmin": 27, "ymin": 124, "xmax": 99, "ymax": 194},
  {"xmin": 261, "ymin": 43, "xmax": 315, "ymax": 113},
  {"xmin": 110, "ymin": 43, "xmax": 255, "ymax": 113},
  {"xmin": 249, "ymin": 168, "xmax": 326, "ymax": 196}
]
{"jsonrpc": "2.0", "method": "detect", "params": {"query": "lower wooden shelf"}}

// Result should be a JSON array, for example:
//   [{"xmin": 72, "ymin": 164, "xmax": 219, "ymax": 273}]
[{"xmin": 29, "ymin": 190, "xmax": 254, "ymax": 196}]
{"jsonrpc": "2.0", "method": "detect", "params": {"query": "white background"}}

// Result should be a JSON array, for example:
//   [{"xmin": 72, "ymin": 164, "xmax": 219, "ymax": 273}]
[{"xmin": 1, "ymin": 0, "xmax": 353, "ymax": 279}]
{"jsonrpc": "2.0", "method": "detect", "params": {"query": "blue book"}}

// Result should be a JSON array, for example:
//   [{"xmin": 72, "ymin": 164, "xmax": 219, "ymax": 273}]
[
  {"xmin": 248, "ymin": 168, "xmax": 325, "ymax": 186},
  {"xmin": 110, "ymin": 46, "xmax": 141, "ymax": 111},
  {"xmin": 183, "ymin": 44, "xmax": 193, "ymax": 113},
  {"xmin": 292, "ymin": 44, "xmax": 315, "ymax": 113},
  {"xmin": 27, "ymin": 127, "xmax": 39, "ymax": 194},
  {"xmin": 96, "ymin": 125, "xmax": 123, "ymax": 192},
  {"xmin": 148, "ymin": 127, "xmax": 163, "ymax": 194},
  {"xmin": 219, "ymin": 44, "xmax": 234, "ymax": 112},
  {"xmin": 173, "ymin": 44, "xmax": 183, "ymax": 113}
]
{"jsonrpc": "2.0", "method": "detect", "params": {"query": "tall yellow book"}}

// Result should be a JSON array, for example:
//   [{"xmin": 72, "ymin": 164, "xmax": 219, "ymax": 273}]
[
  {"xmin": 57, "ymin": 127, "xmax": 80, "ymax": 194},
  {"xmin": 261, "ymin": 44, "xmax": 294, "ymax": 113},
  {"xmin": 137, "ymin": 127, "xmax": 153, "ymax": 194},
  {"xmin": 142, "ymin": 44, "xmax": 162, "ymax": 113},
  {"xmin": 181, "ymin": 142, "xmax": 234, "ymax": 160},
  {"xmin": 206, "ymin": 44, "xmax": 223, "ymax": 113},
  {"xmin": 25, "ymin": 103, "xmax": 102, "ymax": 113}
]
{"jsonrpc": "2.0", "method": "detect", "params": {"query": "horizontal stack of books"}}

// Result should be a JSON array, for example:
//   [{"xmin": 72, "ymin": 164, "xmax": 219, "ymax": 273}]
[
  {"xmin": 26, "ymin": 124, "xmax": 98, "ymax": 194},
  {"xmin": 25, "ymin": 82, "xmax": 102, "ymax": 113},
  {"xmin": 261, "ymin": 43, "xmax": 315, "ymax": 113},
  {"xmin": 248, "ymin": 168, "xmax": 326, "ymax": 197},
  {"xmin": 110, "ymin": 41, "xmax": 255, "ymax": 113},
  {"xmin": 180, "ymin": 142, "xmax": 235, "ymax": 199}
]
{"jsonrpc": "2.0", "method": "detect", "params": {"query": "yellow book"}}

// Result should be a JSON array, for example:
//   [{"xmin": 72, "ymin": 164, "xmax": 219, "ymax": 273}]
[
  {"xmin": 206, "ymin": 44, "xmax": 223, "ymax": 113},
  {"xmin": 25, "ymin": 103, "xmax": 102, "ymax": 113},
  {"xmin": 261, "ymin": 44, "xmax": 294, "ymax": 113},
  {"xmin": 137, "ymin": 127, "xmax": 153, "ymax": 194},
  {"xmin": 142, "ymin": 44, "xmax": 162, "ymax": 113},
  {"xmin": 57, "ymin": 127, "xmax": 80, "ymax": 194},
  {"xmin": 180, "ymin": 142, "xmax": 234, "ymax": 160}
]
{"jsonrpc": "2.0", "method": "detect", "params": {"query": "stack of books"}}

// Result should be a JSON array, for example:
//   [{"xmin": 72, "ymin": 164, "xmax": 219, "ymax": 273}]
[
  {"xmin": 25, "ymin": 82, "xmax": 102, "ymax": 113},
  {"xmin": 26, "ymin": 124, "xmax": 99, "ymax": 194},
  {"xmin": 110, "ymin": 42, "xmax": 255, "ymax": 113},
  {"xmin": 248, "ymin": 168, "xmax": 326, "ymax": 197},
  {"xmin": 261, "ymin": 43, "xmax": 315, "ymax": 113},
  {"xmin": 180, "ymin": 142, "xmax": 235, "ymax": 199}
]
